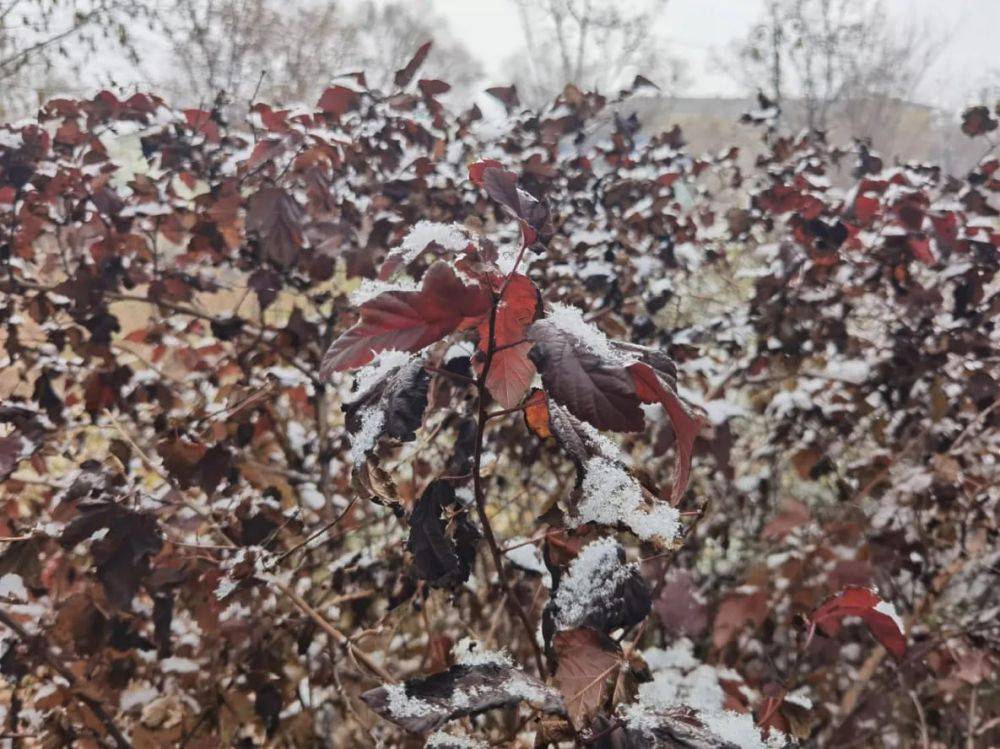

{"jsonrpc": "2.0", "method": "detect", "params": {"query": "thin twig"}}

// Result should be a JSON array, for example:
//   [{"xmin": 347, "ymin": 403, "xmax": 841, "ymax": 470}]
[
  {"xmin": 471, "ymin": 295, "xmax": 548, "ymax": 679},
  {"xmin": 271, "ymin": 497, "xmax": 358, "ymax": 565},
  {"xmin": 264, "ymin": 575, "xmax": 394, "ymax": 684}
]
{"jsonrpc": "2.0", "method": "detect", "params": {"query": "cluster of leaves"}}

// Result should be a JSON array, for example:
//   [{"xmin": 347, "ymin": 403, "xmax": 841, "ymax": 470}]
[{"xmin": 0, "ymin": 45, "xmax": 997, "ymax": 748}]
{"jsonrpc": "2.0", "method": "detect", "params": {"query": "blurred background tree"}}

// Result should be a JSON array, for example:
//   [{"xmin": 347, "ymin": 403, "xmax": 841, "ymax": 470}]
[
  {"xmin": 506, "ymin": 0, "xmax": 686, "ymax": 106},
  {"xmin": 723, "ymin": 0, "xmax": 945, "ymax": 137},
  {"xmin": 161, "ymin": 0, "xmax": 481, "ymax": 111},
  {"xmin": 0, "ymin": 0, "xmax": 154, "ymax": 117}
]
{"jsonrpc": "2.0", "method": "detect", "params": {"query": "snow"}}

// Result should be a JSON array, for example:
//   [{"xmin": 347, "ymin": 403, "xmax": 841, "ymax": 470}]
[
  {"xmin": 384, "ymin": 684, "xmax": 434, "ymax": 719},
  {"xmin": 161, "ymin": 657, "xmax": 200, "ymax": 673},
  {"xmin": 785, "ymin": 689, "xmax": 813, "ymax": 710},
  {"xmin": 120, "ymin": 685, "xmax": 159, "ymax": 711},
  {"xmin": 631, "ymin": 643, "xmax": 787, "ymax": 749},
  {"xmin": 425, "ymin": 731, "xmax": 488, "ymax": 748},
  {"xmin": 643, "ymin": 640, "xmax": 701, "ymax": 672},
  {"xmin": 504, "ymin": 538, "xmax": 552, "ymax": 587},
  {"xmin": 575, "ymin": 457, "xmax": 680, "ymax": 545},
  {"xmin": 348, "ymin": 406, "xmax": 385, "ymax": 464},
  {"xmin": 397, "ymin": 221, "xmax": 470, "ymax": 265},
  {"xmin": 825, "ymin": 359, "xmax": 870, "ymax": 384},
  {"xmin": 350, "ymin": 276, "xmax": 419, "ymax": 305},
  {"xmin": 453, "ymin": 638, "xmax": 514, "ymax": 668},
  {"xmin": 0, "ymin": 573, "xmax": 27, "ymax": 601},
  {"xmin": 874, "ymin": 599, "xmax": 906, "ymax": 635},
  {"xmin": 347, "ymin": 350, "xmax": 415, "ymax": 403},
  {"xmin": 544, "ymin": 303, "xmax": 634, "ymax": 365},
  {"xmin": 553, "ymin": 537, "xmax": 633, "ymax": 630}
]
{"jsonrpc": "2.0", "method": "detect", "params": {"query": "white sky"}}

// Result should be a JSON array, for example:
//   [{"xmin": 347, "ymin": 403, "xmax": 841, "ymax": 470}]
[
  {"xmin": 425, "ymin": 0, "xmax": 999, "ymax": 110},
  {"xmin": 68, "ymin": 0, "xmax": 999, "ymax": 113}
]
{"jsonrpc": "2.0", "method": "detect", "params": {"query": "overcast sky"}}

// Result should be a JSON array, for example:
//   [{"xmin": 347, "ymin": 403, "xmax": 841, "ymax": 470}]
[
  {"xmin": 422, "ymin": 0, "xmax": 999, "ymax": 110},
  {"xmin": 74, "ymin": 0, "xmax": 999, "ymax": 113}
]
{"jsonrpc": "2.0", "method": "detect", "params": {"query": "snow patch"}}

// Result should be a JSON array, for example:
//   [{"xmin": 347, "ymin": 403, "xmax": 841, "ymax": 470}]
[
  {"xmin": 544, "ymin": 303, "xmax": 634, "ymax": 365},
  {"xmin": 453, "ymin": 638, "xmax": 513, "ymax": 668},
  {"xmin": 348, "ymin": 407, "xmax": 385, "ymax": 464},
  {"xmin": 553, "ymin": 537, "xmax": 633, "ymax": 630},
  {"xmin": 575, "ymin": 457, "xmax": 679, "ymax": 545}
]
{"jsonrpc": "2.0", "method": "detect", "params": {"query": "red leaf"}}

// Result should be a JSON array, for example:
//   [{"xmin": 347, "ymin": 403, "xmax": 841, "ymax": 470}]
[
  {"xmin": 394, "ymin": 41, "xmax": 432, "ymax": 88},
  {"xmin": 469, "ymin": 159, "xmax": 504, "ymax": 186},
  {"xmin": 713, "ymin": 590, "xmax": 770, "ymax": 650},
  {"xmin": 907, "ymin": 234, "xmax": 935, "ymax": 266},
  {"xmin": 322, "ymin": 262, "xmax": 491, "ymax": 374},
  {"xmin": 553, "ymin": 628, "xmax": 624, "ymax": 729},
  {"xmin": 808, "ymin": 586, "xmax": 906, "ymax": 659},
  {"xmin": 628, "ymin": 362, "xmax": 702, "ymax": 503},
  {"xmin": 316, "ymin": 85, "xmax": 359, "ymax": 116},
  {"xmin": 527, "ymin": 320, "xmax": 644, "ymax": 433},
  {"xmin": 479, "ymin": 273, "xmax": 539, "ymax": 408},
  {"xmin": 853, "ymin": 194, "xmax": 879, "ymax": 226},
  {"xmin": 246, "ymin": 187, "xmax": 304, "ymax": 267}
]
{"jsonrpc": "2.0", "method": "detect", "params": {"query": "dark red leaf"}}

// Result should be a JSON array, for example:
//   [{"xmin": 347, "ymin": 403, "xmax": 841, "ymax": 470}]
[
  {"xmin": 527, "ymin": 319, "xmax": 644, "ymax": 433},
  {"xmin": 322, "ymin": 261, "xmax": 492, "ymax": 374},
  {"xmin": 629, "ymin": 362, "xmax": 701, "ymax": 502},
  {"xmin": 553, "ymin": 628, "xmax": 624, "ymax": 729},
  {"xmin": 246, "ymin": 187, "xmax": 304, "ymax": 267},
  {"xmin": 316, "ymin": 85, "xmax": 359, "ymax": 115},
  {"xmin": 808, "ymin": 586, "xmax": 907, "ymax": 659},
  {"xmin": 394, "ymin": 41, "xmax": 432, "ymax": 87},
  {"xmin": 961, "ymin": 105, "xmax": 998, "ymax": 137},
  {"xmin": 485, "ymin": 85, "xmax": 520, "ymax": 113}
]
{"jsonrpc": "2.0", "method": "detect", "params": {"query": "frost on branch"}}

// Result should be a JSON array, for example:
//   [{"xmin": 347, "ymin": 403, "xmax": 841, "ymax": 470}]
[{"xmin": 361, "ymin": 661, "xmax": 565, "ymax": 734}]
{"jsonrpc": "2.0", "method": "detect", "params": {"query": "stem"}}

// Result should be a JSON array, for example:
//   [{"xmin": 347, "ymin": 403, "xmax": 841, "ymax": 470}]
[
  {"xmin": 472, "ymin": 299, "xmax": 548, "ymax": 679},
  {"xmin": 265, "ymin": 575, "xmax": 394, "ymax": 684},
  {"xmin": 0, "ymin": 609, "xmax": 132, "ymax": 748}
]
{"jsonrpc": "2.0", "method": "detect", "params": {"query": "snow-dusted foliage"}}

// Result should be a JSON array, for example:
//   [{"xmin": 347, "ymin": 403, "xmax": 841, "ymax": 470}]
[{"xmin": 0, "ymin": 44, "xmax": 995, "ymax": 749}]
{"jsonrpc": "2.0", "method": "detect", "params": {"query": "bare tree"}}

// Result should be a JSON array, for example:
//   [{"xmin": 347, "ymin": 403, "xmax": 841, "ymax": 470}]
[
  {"xmin": 726, "ymin": 0, "xmax": 944, "ymax": 138},
  {"xmin": 345, "ymin": 0, "xmax": 482, "ymax": 95},
  {"xmin": 0, "ymin": 0, "xmax": 155, "ymax": 116},
  {"xmin": 162, "ymin": 0, "xmax": 481, "ymax": 111},
  {"xmin": 507, "ymin": 0, "xmax": 684, "ymax": 106}
]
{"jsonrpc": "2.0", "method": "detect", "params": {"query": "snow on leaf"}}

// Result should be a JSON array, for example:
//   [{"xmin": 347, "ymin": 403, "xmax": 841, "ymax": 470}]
[
  {"xmin": 551, "ymin": 537, "xmax": 651, "ymax": 633},
  {"xmin": 322, "ymin": 261, "xmax": 492, "ymax": 374},
  {"xmin": 624, "ymin": 642, "xmax": 791, "ymax": 749},
  {"xmin": 379, "ymin": 221, "xmax": 474, "ymax": 280},
  {"xmin": 576, "ymin": 456, "xmax": 680, "ymax": 546},
  {"xmin": 343, "ymin": 354, "xmax": 429, "ymax": 465},
  {"xmin": 452, "ymin": 638, "xmax": 514, "ymax": 668},
  {"xmin": 807, "ymin": 585, "xmax": 907, "ymax": 659},
  {"xmin": 361, "ymin": 662, "xmax": 565, "ymax": 734}
]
